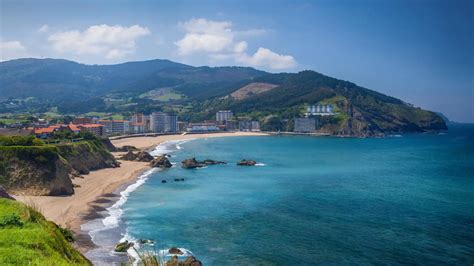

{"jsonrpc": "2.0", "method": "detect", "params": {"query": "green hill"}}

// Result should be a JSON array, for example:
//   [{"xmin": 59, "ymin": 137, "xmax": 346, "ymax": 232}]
[
  {"xmin": 0, "ymin": 198, "xmax": 90, "ymax": 265},
  {"xmin": 0, "ymin": 58, "xmax": 447, "ymax": 135}
]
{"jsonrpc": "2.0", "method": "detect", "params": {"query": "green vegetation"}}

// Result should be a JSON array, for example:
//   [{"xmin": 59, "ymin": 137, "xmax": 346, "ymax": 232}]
[
  {"xmin": 139, "ymin": 87, "xmax": 185, "ymax": 102},
  {"xmin": 0, "ymin": 199, "xmax": 90, "ymax": 265}
]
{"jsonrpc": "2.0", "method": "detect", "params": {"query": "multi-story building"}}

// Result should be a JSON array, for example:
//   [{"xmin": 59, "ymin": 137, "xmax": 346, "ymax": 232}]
[
  {"xmin": 98, "ymin": 120, "xmax": 130, "ymax": 135},
  {"xmin": 78, "ymin": 124, "xmax": 104, "ymax": 137},
  {"xmin": 305, "ymin": 104, "xmax": 334, "ymax": 116},
  {"xmin": 150, "ymin": 112, "xmax": 177, "ymax": 133},
  {"xmin": 294, "ymin": 118, "xmax": 316, "ymax": 133},
  {"xmin": 131, "ymin": 113, "xmax": 146, "ymax": 124},
  {"xmin": 72, "ymin": 117, "xmax": 93, "ymax": 125},
  {"xmin": 225, "ymin": 120, "xmax": 239, "ymax": 131},
  {"xmin": 150, "ymin": 112, "xmax": 166, "ymax": 133},
  {"xmin": 186, "ymin": 123, "xmax": 219, "ymax": 132},
  {"xmin": 165, "ymin": 113, "xmax": 178, "ymax": 133},
  {"xmin": 239, "ymin": 121, "xmax": 261, "ymax": 132},
  {"xmin": 216, "ymin": 110, "xmax": 233, "ymax": 123},
  {"xmin": 130, "ymin": 122, "xmax": 146, "ymax": 134}
]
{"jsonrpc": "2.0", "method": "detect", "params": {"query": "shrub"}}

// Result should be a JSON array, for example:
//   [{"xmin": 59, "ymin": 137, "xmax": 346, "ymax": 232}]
[{"xmin": 0, "ymin": 214, "xmax": 24, "ymax": 227}]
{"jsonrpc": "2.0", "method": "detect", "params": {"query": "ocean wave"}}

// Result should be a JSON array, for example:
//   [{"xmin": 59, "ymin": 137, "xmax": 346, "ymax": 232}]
[
  {"xmin": 150, "ymin": 139, "xmax": 195, "ymax": 156},
  {"xmin": 388, "ymin": 134, "xmax": 403, "ymax": 138},
  {"xmin": 101, "ymin": 168, "xmax": 157, "ymax": 229},
  {"xmin": 255, "ymin": 163, "xmax": 266, "ymax": 166}
]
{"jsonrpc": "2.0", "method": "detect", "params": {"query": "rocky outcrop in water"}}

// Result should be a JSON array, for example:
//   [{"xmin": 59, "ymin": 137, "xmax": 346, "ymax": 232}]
[
  {"xmin": 150, "ymin": 155, "xmax": 172, "ymax": 168},
  {"xmin": 181, "ymin": 158, "xmax": 226, "ymax": 169},
  {"xmin": 166, "ymin": 255, "xmax": 203, "ymax": 266},
  {"xmin": 114, "ymin": 240, "xmax": 134, "ymax": 252},
  {"xmin": 237, "ymin": 159, "xmax": 257, "ymax": 166}
]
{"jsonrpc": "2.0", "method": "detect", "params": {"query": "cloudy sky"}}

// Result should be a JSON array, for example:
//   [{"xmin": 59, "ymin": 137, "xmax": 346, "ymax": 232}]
[{"xmin": 1, "ymin": 0, "xmax": 473, "ymax": 122}]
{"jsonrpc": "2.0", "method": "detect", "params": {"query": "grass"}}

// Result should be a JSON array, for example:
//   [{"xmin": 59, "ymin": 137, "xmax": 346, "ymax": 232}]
[
  {"xmin": 0, "ymin": 199, "xmax": 90, "ymax": 265},
  {"xmin": 139, "ymin": 88, "xmax": 184, "ymax": 102}
]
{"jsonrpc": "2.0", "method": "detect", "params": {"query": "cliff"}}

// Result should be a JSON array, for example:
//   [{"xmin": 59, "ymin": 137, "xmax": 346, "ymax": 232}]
[
  {"xmin": 0, "ymin": 146, "xmax": 73, "ymax": 196},
  {"xmin": 0, "ymin": 136, "xmax": 118, "ymax": 196},
  {"xmin": 56, "ymin": 139, "xmax": 118, "ymax": 175},
  {"xmin": 0, "ymin": 198, "xmax": 91, "ymax": 265}
]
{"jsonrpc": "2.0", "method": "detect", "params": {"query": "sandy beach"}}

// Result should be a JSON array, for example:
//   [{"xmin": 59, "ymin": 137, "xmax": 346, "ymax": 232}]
[
  {"xmin": 14, "ymin": 131, "xmax": 267, "ymax": 250},
  {"xmin": 111, "ymin": 131, "xmax": 269, "ymax": 150}
]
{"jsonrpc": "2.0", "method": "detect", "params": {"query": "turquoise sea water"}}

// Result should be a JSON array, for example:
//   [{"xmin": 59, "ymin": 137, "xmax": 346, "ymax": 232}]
[{"xmin": 89, "ymin": 125, "xmax": 474, "ymax": 264}]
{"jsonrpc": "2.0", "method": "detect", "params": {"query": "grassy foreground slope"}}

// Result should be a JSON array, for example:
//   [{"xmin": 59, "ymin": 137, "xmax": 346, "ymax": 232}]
[{"xmin": 0, "ymin": 199, "xmax": 90, "ymax": 265}]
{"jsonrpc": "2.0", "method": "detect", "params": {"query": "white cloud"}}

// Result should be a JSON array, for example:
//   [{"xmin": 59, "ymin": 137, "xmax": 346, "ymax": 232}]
[
  {"xmin": 0, "ymin": 41, "xmax": 29, "ymax": 61},
  {"xmin": 48, "ymin": 24, "xmax": 150, "ymax": 59},
  {"xmin": 236, "ymin": 47, "xmax": 297, "ymax": 69},
  {"xmin": 38, "ymin": 24, "xmax": 49, "ymax": 33},
  {"xmin": 175, "ymin": 18, "xmax": 234, "ymax": 55},
  {"xmin": 175, "ymin": 18, "xmax": 296, "ymax": 70}
]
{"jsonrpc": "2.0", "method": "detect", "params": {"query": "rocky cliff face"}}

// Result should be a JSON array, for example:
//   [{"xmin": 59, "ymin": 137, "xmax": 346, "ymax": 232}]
[
  {"xmin": 56, "ymin": 140, "xmax": 118, "ymax": 175},
  {"xmin": 0, "ymin": 139, "xmax": 119, "ymax": 196},
  {"xmin": 0, "ymin": 146, "xmax": 74, "ymax": 196}
]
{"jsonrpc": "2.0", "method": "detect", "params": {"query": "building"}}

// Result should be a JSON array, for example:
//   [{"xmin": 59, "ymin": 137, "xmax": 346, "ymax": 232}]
[
  {"xmin": 216, "ymin": 110, "xmax": 233, "ymax": 123},
  {"xmin": 98, "ymin": 120, "xmax": 130, "ymax": 135},
  {"xmin": 130, "ymin": 122, "xmax": 146, "ymax": 134},
  {"xmin": 150, "ymin": 112, "xmax": 177, "ymax": 133},
  {"xmin": 131, "ymin": 113, "xmax": 146, "ymax": 124},
  {"xmin": 72, "ymin": 117, "xmax": 93, "ymax": 125},
  {"xmin": 165, "ymin": 113, "xmax": 178, "ymax": 133},
  {"xmin": 186, "ymin": 123, "xmax": 219, "ymax": 132},
  {"xmin": 294, "ymin": 118, "xmax": 316, "ymax": 133},
  {"xmin": 305, "ymin": 104, "xmax": 335, "ymax": 117},
  {"xmin": 178, "ymin": 121, "xmax": 189, "ymax": 132},
  {"xmin": 77, "ymin": 124, "xmax": 104, "ymax": 137},
  {"xmin": 239, "ymin": 121, "xmax": 260, "ymax": 132},
  {"xmin": 225, "ymin": 120, "xmax": 239, "ymax": 131}
]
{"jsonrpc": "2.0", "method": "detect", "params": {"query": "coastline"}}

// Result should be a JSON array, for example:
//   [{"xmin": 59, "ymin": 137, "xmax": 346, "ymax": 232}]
[{"xmin": 14, "ymin": 131, "xmax": 268, "ymax": 255}]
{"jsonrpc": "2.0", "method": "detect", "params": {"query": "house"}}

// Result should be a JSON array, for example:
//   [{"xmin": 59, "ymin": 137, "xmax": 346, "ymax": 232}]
[{"xmin": 77, "ymin": 124, "xmax": 104, "ymax": 137}]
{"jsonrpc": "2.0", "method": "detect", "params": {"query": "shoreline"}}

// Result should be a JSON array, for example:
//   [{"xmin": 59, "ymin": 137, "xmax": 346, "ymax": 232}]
[{"xmin": 15, "ymin": 131, "xmax": 268, "ymax": 255}]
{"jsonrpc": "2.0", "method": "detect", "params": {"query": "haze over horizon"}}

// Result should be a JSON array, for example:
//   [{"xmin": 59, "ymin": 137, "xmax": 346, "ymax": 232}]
[{"xmin": 1, "ymin": 0, "xmax": 473, "ymax": 122}]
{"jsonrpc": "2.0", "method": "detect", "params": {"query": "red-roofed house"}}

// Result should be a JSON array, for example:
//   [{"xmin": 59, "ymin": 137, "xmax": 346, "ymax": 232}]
[{"xmin": 77, "ymin": 124, "xmax": 104, "ymax": 137}]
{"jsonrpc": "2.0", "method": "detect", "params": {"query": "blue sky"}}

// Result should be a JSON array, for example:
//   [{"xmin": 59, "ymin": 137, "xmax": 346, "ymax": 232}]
[{"xmin": 1, "ymin": 0, "xmax": 473, "ymax": 122}]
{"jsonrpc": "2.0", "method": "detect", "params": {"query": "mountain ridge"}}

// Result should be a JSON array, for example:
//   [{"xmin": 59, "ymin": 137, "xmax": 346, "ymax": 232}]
[{"xmin": 0, "ymin": 58, "xmax": 447, "ymax": 136}]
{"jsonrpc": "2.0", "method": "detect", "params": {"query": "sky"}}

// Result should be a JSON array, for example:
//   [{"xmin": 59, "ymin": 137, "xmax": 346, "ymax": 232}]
[{"xmin": 1, "ymin": 0, "xmax": 473, "ymax": 122}]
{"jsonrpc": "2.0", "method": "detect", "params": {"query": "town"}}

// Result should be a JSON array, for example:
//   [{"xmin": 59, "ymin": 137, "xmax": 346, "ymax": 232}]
[{"xmin": 0, "ymin": 104, "xmax": 335, "ymax": 138}]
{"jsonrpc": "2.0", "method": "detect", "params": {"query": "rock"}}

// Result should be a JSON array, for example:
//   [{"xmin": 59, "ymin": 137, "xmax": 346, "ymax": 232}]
[
  {"xmin": 202, "ymin": 159, "xmax": 226, "ymax": 165},
  {"xmin": 120, "ymin": 150, "xmax": 137, "ymax": 161},
  {"xmin": 150, "ymin": 155, "xmax": 172, "ymax": 168},
  {"xmin": 162, "ymin": 180, "xmax": 167, "ymax": 183},
  {"xmin": 182, "ymin": 256, "xmax": 203, "ymax": 266},
  {"xmin": 180, "ymin": 178, "xmax": 185, "ymax": 181},
  {"xmin": 181, "ymin": 158, "xmax": 204, "ymax": 169},
  {"xmin": 136, "ymin": 151, "xmax": 154, "ymax": 162},
  {"xmin": 237, "ymin": 159, "xmax": 257, "ymax": 166},
  {"xmin": 138, "ymin": 239, "xmax": 155, "ymax": 245},
  {"xmin": 173, "ymin": 178, "xmax": 184, "ymax": 182},
  {"xmin": 181, "ymin": 158, "xmax": 225, "ymax": 169},
  {"xmin": 166, "ymin": 255, "xmax": 179, "ymax": 266},
  {"xmin": 117, "ymin": 145, "xmax": 139, "ymax": 152},
  {"xmin": 114, "ymin": 240, "xmax": 133, "ymax": 252},
  {"xmin": 0, "ymin": 186, "xmax": 14, "ymax": 200},
  {"xmin": 169, "ymin": 247, "xmax": 184, "ymax": 255},
  {"xmin": 120, "ymin": 151, "xmax": 154, "ymax": 162}
]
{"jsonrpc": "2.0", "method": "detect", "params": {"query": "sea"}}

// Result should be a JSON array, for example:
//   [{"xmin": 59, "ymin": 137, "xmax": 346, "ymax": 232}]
[{"xmin": 84, "ymin": 124, "xmax": 474, "ymax": 265}]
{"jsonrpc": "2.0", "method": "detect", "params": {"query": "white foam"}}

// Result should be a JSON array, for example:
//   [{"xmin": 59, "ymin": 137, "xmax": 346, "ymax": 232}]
[
  {"xmin": 158, "ymin": 248, "xmax": 194, "ymax": 258},
  {"xmin": 389, "ymin": 134, "xmax": 403, "ymax": 138},
  {"xmin": 150, "ymin": 139, "xmax": 195, "ymax": 156},
  {"xmin": 101, "ymin": 168, "xmax": 157, "ymax": 229},
  {"xmin": 255, "ymin": 163, "xmax": 266, "ymax": 166}
]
